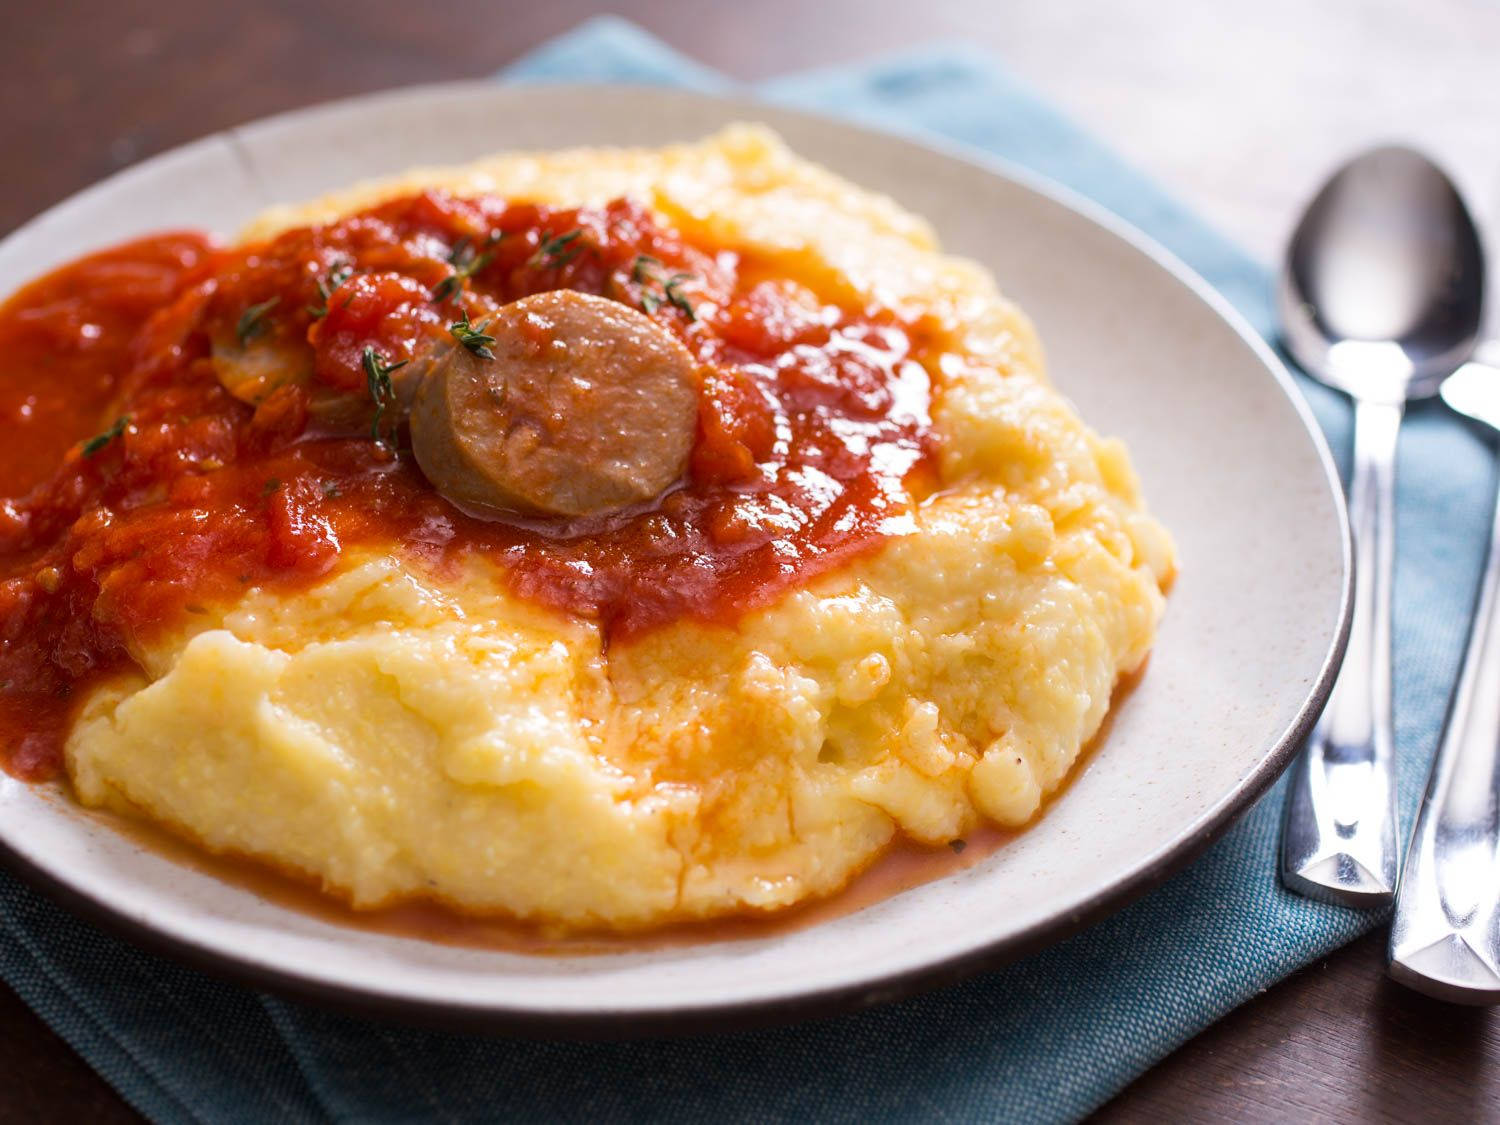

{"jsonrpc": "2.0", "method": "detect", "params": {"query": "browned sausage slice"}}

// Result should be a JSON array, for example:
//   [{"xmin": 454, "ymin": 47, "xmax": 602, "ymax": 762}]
[{"xmin": 409, "ymin": 290, "xmax": 698, "ymax": 518}]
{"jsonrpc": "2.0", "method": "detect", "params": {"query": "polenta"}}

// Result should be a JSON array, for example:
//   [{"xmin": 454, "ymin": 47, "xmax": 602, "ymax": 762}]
[{"xmin": 0, "ymin": 127, "xmax": 1173, "ymax": 932}]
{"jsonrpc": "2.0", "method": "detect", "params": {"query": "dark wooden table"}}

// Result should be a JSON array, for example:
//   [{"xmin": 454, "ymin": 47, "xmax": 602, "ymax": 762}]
[{"xmin": 3, "ymin": 2, "xmax": 1497, "ymax": 1120}]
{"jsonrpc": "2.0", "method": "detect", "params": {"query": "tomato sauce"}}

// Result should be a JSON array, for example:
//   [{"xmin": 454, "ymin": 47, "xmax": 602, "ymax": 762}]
[{"xmin": 0, "ymin": 191, "xmax": 936, "ymax": 780}]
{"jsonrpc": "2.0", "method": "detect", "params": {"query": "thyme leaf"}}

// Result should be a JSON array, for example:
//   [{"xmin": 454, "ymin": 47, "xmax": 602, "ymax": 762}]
[
  {"xmin": 306, "ymin": 261, "xmax": 354, "ymax": 319},
  {"xmin": 431, "ymin": 230, "xmax": 503, "ymax": 303},
  {"xmin": 663, "ymin": 272, "xmax": 697, "ymax": 321},
  {"xmin": 629, "ymin": 256, "xmax": 697, "ymax": 320},
  {"xmin": 235, "ymin": 296, "xmax": 280, "ymax": 345},
  {"xmin": 448, "ymin": 310, "xmax": 496, "ymax": 360},
  {"xmin": 362, "ymin": 346, "xmax": 409, "ymax": 446},
  {"xmin": 81, "ymin": 415, "xmax": 129, "ymax": 458},
  {"xmin": 631, "ymin": 254, "xmax": 661, "ymax": 284},
  {"xmin": 529, "ymin": 228, "xmax": 585, "ymax": 269}
]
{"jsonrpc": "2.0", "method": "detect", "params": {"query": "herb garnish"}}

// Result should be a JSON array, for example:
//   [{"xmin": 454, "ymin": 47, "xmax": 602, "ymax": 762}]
[
  {"xmin": 235, "ymin": 296, "xmax": 280, "ymax": 345},
  {"xmin": 663, "ymin": 273, "xmax": 697, "ymax": 321},
  {"xmin": 631, "ymin": 254, "xmax": 661, "ymax": 283},
  {"xmin": 431, "ymin": 231, "xmax": 503, "ymax": 303},
  {"xmin": 631, "ymin": 254, "xmax": 663, "ymax": 312},
  {"xmin": 529, "ymin": 228, "xmax": 586, "ymax": 269},
  {"xmin": 448, "ymin": 310, "xmax": 496, "ymax": 359},
  {"xmin": 81, "ymin": 415, "xmax": 129, "ymax": 458},
  {"xmin": 362, "ymin": 346, "xmax": 408, "ymax": 446},
  {"xmin": 629, "ymin": 255, "xmax": 697, "ymax": 321},
  {"xmin": 306, "ymin": 261, "xmax": 354, "ymax": 319}
]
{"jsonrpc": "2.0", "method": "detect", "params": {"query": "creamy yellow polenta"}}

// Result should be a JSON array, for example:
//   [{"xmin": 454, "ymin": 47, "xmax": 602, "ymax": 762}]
[{"xmin": 65, "ymin": 127, "xmax": 1174, "ymax": 931}]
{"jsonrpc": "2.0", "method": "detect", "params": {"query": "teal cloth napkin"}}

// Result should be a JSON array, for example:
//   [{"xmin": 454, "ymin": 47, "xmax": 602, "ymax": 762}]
[{"xmin": 2, "ymin": 16, "xmax": 1494, "ymax": 1123}]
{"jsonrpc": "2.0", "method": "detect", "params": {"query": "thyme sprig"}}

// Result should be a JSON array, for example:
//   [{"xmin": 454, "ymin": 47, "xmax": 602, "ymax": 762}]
[
  {"xmin": 82, "ymin": 415, "xmax": 129, "ymax": 458},
  {"xmin": 630, "ymin": 255, "xmax": 697, "ymax": 321},
  {"xmin": 362, "ymin": 347, "xmax": 408, "ymax": 447},
  {"xmin": 306, "ymin": 261, "xmax": 354, "ymax": 319},
  {"xmin": 529, "ymin": 228, "xmax": 586, "ymax": 269},
  {"xmin": 663, "ymin": 273, "xmax": 697, "ymax": 321},
  {"xmin": 632, "ymin": 254, "xmax": 663, "ymax": 313},
  {"xmin": 431, "ymin": 230, "xmax": 503, "ymax": 303},
  {"xmin": 235, "ymin": 296, "xmax": 281, "ymax": 345},
  {"xmin": 448, "ymin": 310, "xmax": 496, "ymax": 360}
]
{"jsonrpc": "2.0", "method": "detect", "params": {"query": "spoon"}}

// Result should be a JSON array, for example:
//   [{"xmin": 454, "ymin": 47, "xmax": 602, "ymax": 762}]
[
  {"xmin": 1278, "ymin": 146, "xmax": 1486, "ymax": 907},
  {"xmin": 1389, "ymin": 350, "xmax": 1500, "ymax": 1004}
]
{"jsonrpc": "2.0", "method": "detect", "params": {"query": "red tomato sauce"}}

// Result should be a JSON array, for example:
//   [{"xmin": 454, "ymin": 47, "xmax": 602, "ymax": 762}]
[{"xmin": 0, "ymin": 191, "xmax": 936, "ymax": 780}]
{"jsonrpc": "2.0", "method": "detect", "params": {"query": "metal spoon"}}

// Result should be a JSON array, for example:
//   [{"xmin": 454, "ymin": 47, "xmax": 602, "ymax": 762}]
[
  {"xmin": 1389, "ymin": 350, "xmax": 1500, "ymax": 1004},
  {"xmin": 1278, "ymin": 147, "xmax": 1486, "ymax": 907}
]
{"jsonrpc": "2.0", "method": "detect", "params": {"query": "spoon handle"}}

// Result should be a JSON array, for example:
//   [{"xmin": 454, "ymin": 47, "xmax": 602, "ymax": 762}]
[
  {"xmin": 1388, "ymin": 465, "xmax": 1500, "ymax": 1002},
  {"xmin": 1280, "ymin": 396, "xmax": 1401, "ymax": 906}
]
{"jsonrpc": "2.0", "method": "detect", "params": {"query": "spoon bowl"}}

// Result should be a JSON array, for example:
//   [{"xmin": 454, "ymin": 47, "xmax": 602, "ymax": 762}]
[{"xmin": 1280, "ymin": 145, "xmax": 1485, "ymax": 403}]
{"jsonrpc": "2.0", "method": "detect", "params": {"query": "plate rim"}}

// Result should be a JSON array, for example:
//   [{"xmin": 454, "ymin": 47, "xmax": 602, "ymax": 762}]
[{"xmin": 0, "ymin": 79, "xmax": 1353, "ymax": 1035}]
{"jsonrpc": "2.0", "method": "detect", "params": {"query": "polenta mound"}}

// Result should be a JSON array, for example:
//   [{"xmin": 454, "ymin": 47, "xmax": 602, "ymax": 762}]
[{"xmin": 0, "ymin": 127, "xmax": 1174, "ymax": 932}]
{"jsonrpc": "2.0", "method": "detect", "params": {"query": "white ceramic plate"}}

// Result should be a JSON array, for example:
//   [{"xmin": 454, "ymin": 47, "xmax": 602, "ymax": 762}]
[{"xmin": 0, "ymin": 84, "xmax": 1349, "ymax": 1032}]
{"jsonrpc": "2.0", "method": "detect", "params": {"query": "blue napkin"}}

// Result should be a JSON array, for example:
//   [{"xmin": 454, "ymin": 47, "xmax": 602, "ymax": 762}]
[{"xmin": 2, "ymin": 17, "xmax": 1494, "ymax": 1123}]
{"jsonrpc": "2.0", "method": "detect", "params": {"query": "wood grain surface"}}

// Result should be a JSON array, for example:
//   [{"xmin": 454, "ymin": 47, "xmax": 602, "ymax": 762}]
[{"xmin": 2, "ymin": 2, "xmax": 1498, "ymax": 1121}]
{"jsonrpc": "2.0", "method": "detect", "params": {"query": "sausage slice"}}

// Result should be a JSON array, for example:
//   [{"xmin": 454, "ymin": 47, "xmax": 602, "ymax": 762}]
[{"xmin": 409, "ymin": 290, "xmax": 698, "ymax": 519}]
